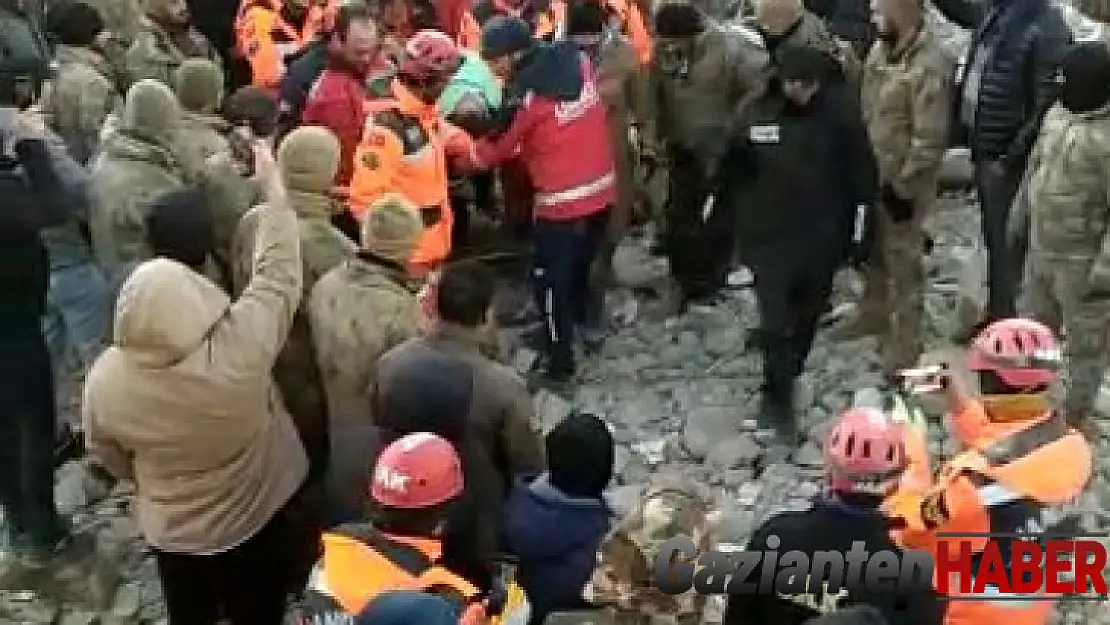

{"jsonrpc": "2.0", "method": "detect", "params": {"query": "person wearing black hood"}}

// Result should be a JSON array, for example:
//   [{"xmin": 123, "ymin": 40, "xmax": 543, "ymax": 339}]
[
  {"xmin": 0, "ymin": 53, "xmax": 90, "ymax": 565},
  {"xmin": 501, "ymin": 411, "xmax": 614, "ymax": 625},
  {"xmin": 726, "ymin": 43, "xmax": 876, "ymax": 458},
  {"xmin": 1016, "ymin": 42, "xmax": 1110, "ymax": 437}
]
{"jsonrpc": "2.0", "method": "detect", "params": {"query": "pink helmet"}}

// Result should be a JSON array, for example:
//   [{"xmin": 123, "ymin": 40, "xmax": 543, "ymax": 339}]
[
  {"xmin": 370, "ymin": 433, "xmax": 464, "ymax": 509},
  {"xmin": 966, "ymin": 318, "xmax": 1060, "ymax": 390},
  {"xmin": 400, "ymin": 30, "xmax": 461, "ymax": 81},
  {"xmin": 825, "ymin": 407, "xmax": 907, "ymax": 491}
]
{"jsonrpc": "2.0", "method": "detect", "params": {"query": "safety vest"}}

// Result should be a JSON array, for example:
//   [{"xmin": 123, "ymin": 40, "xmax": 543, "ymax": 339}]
[
  {"xmin": 299, "ymin": 524, "xmax": 480, "ymax": 622},
  {"xmin": 886, "ymin": 412, "xmax": 1091, "ymax": 625},
  {"xmin": 235, "ymin": 0, "xmax": 336, "ymax": 88},
  {"xmin": 349, "ymin": 80, "xmax": 454, "ymax": 273},
  {"xmin": 457, "ymin": 0, "xmax": 567, "ymax": 50}
]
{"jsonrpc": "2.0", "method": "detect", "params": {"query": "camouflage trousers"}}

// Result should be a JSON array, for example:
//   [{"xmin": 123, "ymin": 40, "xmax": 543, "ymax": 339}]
[
  {"xmin": 860, "ymin": 202, "xmax": 927, "ymax": 375},
  {"xmin": 1022, "ymin": 254, "xmax": 1110, "ymax": 421}
]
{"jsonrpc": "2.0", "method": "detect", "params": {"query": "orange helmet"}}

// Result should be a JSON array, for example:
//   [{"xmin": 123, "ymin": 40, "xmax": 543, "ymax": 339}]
[
  {"xmin": 825, "ymin": 407, "xmax": 907, "ymax": 491},
  {"xmin": 370, "ymin": 433, "xmax": 464, "ymax": 509},
  {"xmin": 966, "ymin": 318, "xmax": 1060, "ymax": 390},
  {"xmin": 401, "ymin": 29, "xmax": 461, "ymax": 80}
]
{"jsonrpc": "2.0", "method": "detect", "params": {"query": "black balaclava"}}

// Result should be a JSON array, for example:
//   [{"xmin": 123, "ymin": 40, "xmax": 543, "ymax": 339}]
[
  {"xmin": 145, "ymin": 187, "xmax": 216, "ymax": 272},
  {"xmin": 546, "ymin": 411, "xmax": 615, "ymax": 498},
  {"xmin": 1061, "ymin": 42, "xmax": 1110, "ymax": 114}
]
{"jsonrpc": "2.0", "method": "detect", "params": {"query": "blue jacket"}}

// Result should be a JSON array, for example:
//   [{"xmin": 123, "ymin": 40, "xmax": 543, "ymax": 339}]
[{"xmin": 501, "ymin": 474, "xmax": 611, "ymax": 625}]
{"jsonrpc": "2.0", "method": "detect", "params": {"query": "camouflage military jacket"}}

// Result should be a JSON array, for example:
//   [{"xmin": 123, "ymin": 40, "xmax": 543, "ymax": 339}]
[{"xmin": 125, "ymin": 16, "xmax": 221, "ymax": 87}]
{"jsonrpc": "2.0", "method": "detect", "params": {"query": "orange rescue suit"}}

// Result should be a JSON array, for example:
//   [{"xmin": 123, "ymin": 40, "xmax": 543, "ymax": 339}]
[
  {"xmin": 456, "ymin": 0, "xmax": 567, "ymax": 50},
  {"xmin": 235, "ymin": 0, "xmax": 336, "ymax": 88},
  {"xmin": 302, "ymin": 524, "xmax": 481, "ymax": 619},
  {"xmin": 884, "ymin": 400, "xmax": 1092, "ymax": 625},
  {"xmin": 604, "ymin": 0, "xmax": 651, "ymax": 64},
  {"xmin": 348, "ymin": 79, "xmax": 480, "ymax": 275}
]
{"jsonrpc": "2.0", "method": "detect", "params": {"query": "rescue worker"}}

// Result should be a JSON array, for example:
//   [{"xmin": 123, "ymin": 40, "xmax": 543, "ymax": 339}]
[
  {"xmin": 564, "ymin": 0, "xmax": 650, "ymax": 317},
  {"xmin": 124, "ymin": 0, "xmax": 222, "ymax": 87},
  {"xmin": 300, "ymin": 3, "xmax": 381, "ymax": 239},
  {"xmin": 234, "ymin": 0, "xmax": 337, "ymax": 90},
  {"xmin": 584, "ymin": 474, "xmax": 714, "ymax": 624},
  {"xmin": 307, "ymin": 194, "xmax": 423, "ymax": 524},
  {"xmin": 751, "ymin": 0, "xmax": 861, "ymax": 91},
  {"xmin": 884, "ymin": 317, "xmax": 1093, "ymax": 625},
  {"xmin": 728, "ymin": 44, "xmax": 876, "ymax": 455},
  {"xmin": 298, "ymin": 432, "xmax": 490, "ymax": 622},
  {"xmin": 374, "ymin": 258, "xmax": 545, "ymax": 589},
  {"xmin": 1014, "ymin": 43, "xmax": 1110, "ymax": 437},
  {"xmin": 644, "ymin": 2, "xmax": 769, "ymax": 308},
  {"xmin": 89, "ymin": 79, "xmax": 188, "ymax": 293},
  {"xmin": 932, "ymin": 0, "xmax": 1070, "ymax": 330},
  {"xmin": 724, "ymin": 406, "xmax": 945, "ymax": 625},
  {"xmin": 457, "ymin": 0, "xmax": 566, "ymax": 50},
  {"xmin": 348, "ymin": 30, "xmax": 479, "ymax": 275},
  {"xmin": 45, "ymin": 0, "xmax": 122, "ymax": 165},
  {"xmin": 833, "ymin": 0, "xmax": 950, "ymax": 378},
  {"xmin": 231, "ymin": 126, "xmax": 356, "ymax": 540},
  {"xmin": 476, "ymin": 16, "xmax": 616, "ymax": 384}
]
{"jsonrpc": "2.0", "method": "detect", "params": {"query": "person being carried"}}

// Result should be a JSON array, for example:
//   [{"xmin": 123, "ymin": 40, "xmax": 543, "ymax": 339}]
[
  {"xmin": 884, "ymin": 317, "xmax": 1092, "ymax": 625},
  {"xmin": 724, "ymin": 406, "xmax": 944, "ymax": 625}
]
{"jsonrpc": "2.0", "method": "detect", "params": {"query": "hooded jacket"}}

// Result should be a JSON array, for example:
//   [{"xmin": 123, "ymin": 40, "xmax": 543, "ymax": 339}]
[
  {"xmin": 89, "ymin": 80, "xmax": 187, "ymax": 290},
  {"xmin": 82, "ymin": 194, "xmax": 309, "ymax": 554},
  {"xmin": 307, "ymin": 197, "xmax": 422, "ymax": 523},
  {"xmin": 48, "ymin": 44, "xmax": 120, "ymax": 166},
  {"xmin": 501, "ymin": 473, "xmax": 612, "ymax": 625},
  {"xmin": 125, "ymin": 13, "xmax": 222, "ymax": 88},
  {"xmin": 232, "ymin": 126, "xmax": 356, "ymax": 484},
  {"xmin": 172, "ymin": 58, "xmax": 228, "ymax": 172}
]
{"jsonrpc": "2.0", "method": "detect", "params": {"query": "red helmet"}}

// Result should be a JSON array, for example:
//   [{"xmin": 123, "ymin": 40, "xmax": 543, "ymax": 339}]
[
  {"xmin": 370, "ymin": 432, "xmax": 464, "ymax": 509},
  {"xmin": 825, "ymin": 407, "xmax": 907, "ymax": 491},
  {"xmin": 966, "ymin": 318, "xmax": 1060, "ymax": 389},
  {"xmin": 400, "ymin": 29, "xmax": 461, "ymax": 80}
]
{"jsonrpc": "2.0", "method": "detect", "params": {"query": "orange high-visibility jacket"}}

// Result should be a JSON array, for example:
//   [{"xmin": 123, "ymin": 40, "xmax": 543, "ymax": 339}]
[
  {"xmin": 235, "ymin": 0, "xmax": 337, "ymax": 88},
  {"xmin": 301, "ymin": 524, "xmax": 480, "ymax": 619},
  {"xmin": 456, "ymin": 0, "xmax": 567, "ymax": 50},
  {"xmin": 348, "ymin": 79, "xmax": 480, "ymax": 275},
  {"xmin": 884, "ymin": 404, "xmax": 1092, "ymax": 625},
  {"xmin": 604, "ymin": 0, "xmax": 650, "ymax": 64}
]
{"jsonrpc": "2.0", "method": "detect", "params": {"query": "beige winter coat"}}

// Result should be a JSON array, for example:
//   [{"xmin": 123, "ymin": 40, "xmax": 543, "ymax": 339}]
[{"xmin": 82, "ymin": 198, "xmax": 309, "ymax": 554}]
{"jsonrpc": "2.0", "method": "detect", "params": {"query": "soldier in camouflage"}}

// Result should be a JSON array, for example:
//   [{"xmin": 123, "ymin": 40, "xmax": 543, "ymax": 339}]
[
  {"xmin": 231, "ymin": 126, "xmax": 356, "ymax": 516},
  {"xmin": 307, "ymin": 195, "xmax": 423, "ymax": 524},
  {"xmin": 644, "ymin": 2, "xmax": 769, "ymax": 308},
  {"xmin": 124, "ymin": 0, "xmax": 221, "ymax": 88},
  {"xmin": 837, "ymin": 0, "xmax": 950, "ymax": 377},
  {"xmin": 1016, "ymin": 42, "xmax": 1110, "ymax": 436},
  {"xmin": 584, "ymin": 474, "xmax": 715, "ymax": 625},
  {"xmin": 749, "ymin": 0, "xmax": 862, "ymax": 91}
]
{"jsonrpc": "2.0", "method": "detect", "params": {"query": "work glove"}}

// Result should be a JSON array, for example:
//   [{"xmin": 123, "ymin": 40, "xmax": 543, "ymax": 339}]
[{"xmin": 881, "ymin": 184, "xmax": 914, "ymax": 224}]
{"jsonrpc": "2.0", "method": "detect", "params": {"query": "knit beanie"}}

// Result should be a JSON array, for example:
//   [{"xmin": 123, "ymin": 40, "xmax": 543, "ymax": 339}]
[
  {"xmin": 277, "ymin": 125, "xmax": 340, "ymax": 193},
  {"xmin": 360, "ymin": 194, "xmax": 423, "ymax": 264},
  {"xmin": 546, "ymin": 411, "xmax": 615, "ymax": 498},
  {"xmin": 121, "ymin": 79, "xmax": 181, "ymax": 144},
  {"xmin": 222, "ymin": 85, "xmax": 279, "ymax": 137},
  {"xmin": 480, "ymin": 15, "xmax": 534, "ymax": 59},
  {"xmin": 355, "ymin": 591, "xmax": 460, "ymax": 625},
  {"xmin": 174, "ymin": 58, "xmax": 224, "ymax": 114},
  {"xmin": 755, "ymin": 0, "xmax": 803, "ymax": 36},
  {"xmin": 145, "ymin": 186, "xmax": 215, "ymax": 271},
  {"xmin": 1061, "ymin": 42, "xmax": 1110, "ymax": 114},
  {"xmin": 566, "ymin": 0, "xmax": 608, "ymax": 35}
]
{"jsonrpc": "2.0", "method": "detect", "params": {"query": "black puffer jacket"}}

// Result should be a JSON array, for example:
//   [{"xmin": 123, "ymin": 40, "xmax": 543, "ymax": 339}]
[{"xmin": 936, "ymin": 0, "xmax": 1071, "ymax": 166}]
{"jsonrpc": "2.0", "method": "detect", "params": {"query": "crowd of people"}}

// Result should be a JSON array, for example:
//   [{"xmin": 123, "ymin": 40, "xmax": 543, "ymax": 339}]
[{"xmin": 0, "ymin": 0, "xmax": 1107, "ymax": 620}]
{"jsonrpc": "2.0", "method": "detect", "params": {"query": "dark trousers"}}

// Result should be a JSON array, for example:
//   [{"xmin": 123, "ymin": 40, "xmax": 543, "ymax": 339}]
[
  {"xmin": 974, "ymin": 159, "xmax": 1023, "ymax": 319},
  {"xmin": 0, "ymin": 335, "xmax": 65, "ymax": 548},
  {"xmin": 153, "ymin": 487, "xmax": 322, "ymax": 625},
  {"xmin": 532, "ymin": 209, "xmax": 609, "ymax": 374},
  {"xmin": 663, "ymin": 154, "xmax": 737, "ymax": 299},
  {"xmin": 750, "ymin": 242, "xmax": 838, "ymax": 401}
]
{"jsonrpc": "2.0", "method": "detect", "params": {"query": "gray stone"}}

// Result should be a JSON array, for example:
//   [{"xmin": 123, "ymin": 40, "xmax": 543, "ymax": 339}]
[
  {"xmin": 706, "ymin": 435, "xmax": 762, "ymax": 469},
  {"xmin": 534, "ymin": 390, "xmax": 573, "ymax": 434},
  {"xmin": 111, "ymin": 583, "xmax": 141, "ymax": 618},
  {"xmin": 683, "ymin": 405, "xmax": 744, "ymax": 458},
  {"xmin": 605, "ymin": 485, "xmax": 642, "ymax": 517}
]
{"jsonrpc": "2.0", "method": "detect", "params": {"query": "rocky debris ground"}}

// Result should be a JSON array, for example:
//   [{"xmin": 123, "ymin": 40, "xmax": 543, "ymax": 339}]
[{"xmin": 3, "ymin": 152, "xmax": 1109, "ymax": 624}]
